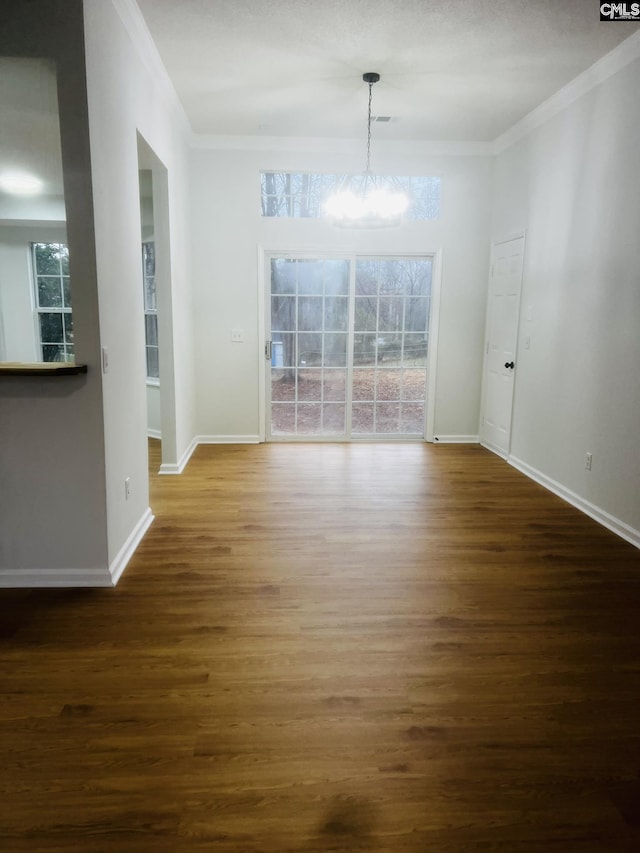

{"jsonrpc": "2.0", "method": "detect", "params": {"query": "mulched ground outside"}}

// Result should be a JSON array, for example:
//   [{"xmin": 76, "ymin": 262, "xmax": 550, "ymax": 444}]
[{"xmin": 271, "ymin": 367, "xmax": 427, "ymax": 435}]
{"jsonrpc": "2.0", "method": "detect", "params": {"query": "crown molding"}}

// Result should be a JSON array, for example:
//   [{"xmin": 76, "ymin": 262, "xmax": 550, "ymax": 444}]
[
  {"xmin": 493, "ymin": 30, "xmax": 640, "ymax": 154},
  {"xmin": 190, "ymin": 133, "xmax": 493, "ymax": 157},
  {"xmin": 110, "ymin": 0, "xmax": 192, "ymax": 136}
]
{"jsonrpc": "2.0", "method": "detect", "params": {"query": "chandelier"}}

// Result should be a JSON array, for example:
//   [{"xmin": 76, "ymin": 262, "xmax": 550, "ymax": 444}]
[{"xmin": 324, "ymin": 72, "xmax": 408, "ymax": 229}]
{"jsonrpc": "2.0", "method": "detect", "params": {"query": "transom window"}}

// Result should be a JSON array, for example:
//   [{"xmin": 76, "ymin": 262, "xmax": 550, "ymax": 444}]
[
  {"xmin": 31, "ymin": 242, "xmax": 73, "ymax": 363},
  {"xmin": 260, "ymin": 172, "xmax": 441, "ymax": 220}
]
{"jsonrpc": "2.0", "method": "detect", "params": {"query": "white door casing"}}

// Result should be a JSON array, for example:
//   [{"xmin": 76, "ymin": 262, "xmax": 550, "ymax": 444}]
[{"xmin": 480, "ymin": 235, "xmax": 525, "ymax": 458}]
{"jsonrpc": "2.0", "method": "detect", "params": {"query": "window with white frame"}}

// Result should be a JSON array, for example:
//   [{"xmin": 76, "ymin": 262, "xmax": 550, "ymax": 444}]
[
  {"xmin": 31, "ymin": 242, "xmax": 74, "ymax": 362},
  {"xmin": 260, "ymin": 172, "xmax": 441, "ymax": 220},
  {"xmin": 142, "ymin": 241, "xmax": 159, "ymax": 380}
]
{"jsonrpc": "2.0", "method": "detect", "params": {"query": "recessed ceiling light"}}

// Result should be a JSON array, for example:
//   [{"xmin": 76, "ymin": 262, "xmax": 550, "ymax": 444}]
[{"xmin": 0, "ymin": 172, "xmax": 44, "ymax": 195}]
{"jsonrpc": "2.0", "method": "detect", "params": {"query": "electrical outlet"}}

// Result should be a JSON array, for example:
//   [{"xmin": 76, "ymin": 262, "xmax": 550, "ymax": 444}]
[
  {"xmin": 125, "ymin": 477, "xmax": 131, "ymax": 499},
  {"xmin": 231, "ymin": 328, "xmax": 244, "ymax": 343},
  {"xmin": 585, "ymin": 453, "xmax": 592, "ymax": 471}
]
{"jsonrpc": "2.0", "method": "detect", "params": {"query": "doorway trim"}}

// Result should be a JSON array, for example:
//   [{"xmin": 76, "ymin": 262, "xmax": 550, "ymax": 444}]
[{"xmin": 136, "ymin": 133, "xmax": 178, "ymax": 474}]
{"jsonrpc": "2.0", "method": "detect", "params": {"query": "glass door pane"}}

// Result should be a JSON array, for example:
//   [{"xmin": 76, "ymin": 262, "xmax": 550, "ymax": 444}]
[
  {"xmin": 270, "ymin": 258, "xmax": 349, "ymax": 437},
  {"xmin": 352, "ymin": 258, "xmax": 431, "ymax": 437},
  {"xmin": 267, "ymin": 255, "xmax": 432, "ymax": 441}
]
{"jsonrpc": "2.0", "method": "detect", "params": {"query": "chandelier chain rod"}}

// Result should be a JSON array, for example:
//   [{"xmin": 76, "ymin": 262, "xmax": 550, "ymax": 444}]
[{"xmin": 366, "ymin": 81, "xmax": 373, "ymax": 174}]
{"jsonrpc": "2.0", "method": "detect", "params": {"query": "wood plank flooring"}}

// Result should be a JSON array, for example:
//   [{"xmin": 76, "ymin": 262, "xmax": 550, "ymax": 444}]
[{"xmin": 1, "ymin": 441, "xmax": 640, "ymax": 852}]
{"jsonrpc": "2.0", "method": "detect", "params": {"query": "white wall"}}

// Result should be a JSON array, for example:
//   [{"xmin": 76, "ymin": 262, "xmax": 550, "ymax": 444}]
[
  {"xmin": 492, "ymin": 53, "xmax": 640, "ymax": 537},
  {"xmin": 0, "ymin": 195, "xmax": 66, "ymax": 223},
  {"xmin": 190, "ymin": 143, "xmax": 493, "ymax": 440},
  {"xmin": 0, "ymin": 0, "xmax": 195, "ymax": 584},
  {"xmin": 0, "ymin": 225, "xmax": 67, "ymax": 361},
  {"xmin": 146, "ymin": 382, "xmax": 161, "ymax": 437},
  {"xmin": 0, "ymin": 0, "xmax": 109, "ymax": 584},
  {"xmin": 83, "ymin": 0, "xmax": 195, "ymax": 566}
]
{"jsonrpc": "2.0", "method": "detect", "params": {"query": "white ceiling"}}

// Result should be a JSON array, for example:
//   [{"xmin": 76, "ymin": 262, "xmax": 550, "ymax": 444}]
[
  {"xmin": 0, "ymin": 0, "xmax": 633, "ymax": 212},
  {"xmin": 136, "ymin": 0, "xmax": 632, "ymax": 141}
]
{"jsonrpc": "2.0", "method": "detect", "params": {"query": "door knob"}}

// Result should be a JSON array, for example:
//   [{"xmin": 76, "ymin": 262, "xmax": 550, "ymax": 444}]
[{"xmin": 504, "ymin": 361, "xmax": 514, "ymax": 369}]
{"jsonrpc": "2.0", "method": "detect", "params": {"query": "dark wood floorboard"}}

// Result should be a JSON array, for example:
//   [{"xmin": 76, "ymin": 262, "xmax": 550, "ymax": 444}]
[{"xmin": 1, "ymin": 441, "xmax": 639, "ymax": 852}]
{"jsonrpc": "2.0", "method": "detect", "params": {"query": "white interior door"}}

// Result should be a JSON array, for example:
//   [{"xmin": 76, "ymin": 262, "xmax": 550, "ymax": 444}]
[{"xmin": 480, "ymin": 235, "xmax": 525, "ymax": 457}]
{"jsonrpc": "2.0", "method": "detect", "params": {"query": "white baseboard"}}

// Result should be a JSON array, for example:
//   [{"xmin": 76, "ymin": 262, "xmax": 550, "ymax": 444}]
[
  {"xmin": 0, "ymin": 508, "xmax": 155, "ymax": 588},
  {"xmin": 109, "ymin": 507, "xmax": 154, "ymax": 586},
  {"xmin": 480, "ymin": 438, "xmax": 508, "ymax": 459},
  {"xmin": 508, "ymin": 455, "xmax": 640, "ymax": 550},
  {"xmin": 433, "ymin": 434, "xmax": 480, "ymax": 444},
  {"xmin": 0, "ymin": 567, "xmax": 114, "ymax": 588},
  {"xmin": 158, "ymin": 435, "xmax": 261, "ymax": 475},
  {"xmin": 147, "ymin": 429, "xmax": 162, "ymax": 440},
  {"xmin": 197, "ymin": 434, "xmax": 261, "ymax": 444},
  {"xmin": 159, "ymin": 436, "xmax": 198, "ymax": 475},
  {"xmin": 0, "ymin": 430, "xmax": 260, "ymax": 587}
]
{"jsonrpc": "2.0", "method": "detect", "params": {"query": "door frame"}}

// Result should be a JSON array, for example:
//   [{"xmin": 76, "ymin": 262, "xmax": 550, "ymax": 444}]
[
  {"xmin": 257, "ymin": 246, "xmax": 442, "ymax": 443},
  {"xmin": 137, "ymin": 133, "xmax": 179, "ymax": 475},
  {"xmin": 479, "ymin": 231, "xmax": 526, "ymax": 459}
]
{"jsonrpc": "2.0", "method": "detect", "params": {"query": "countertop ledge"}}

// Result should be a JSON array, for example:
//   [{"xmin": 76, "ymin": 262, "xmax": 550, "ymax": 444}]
[{"xmin": 0, "ymin": 362, "xmax": 88, "ymax": 376}]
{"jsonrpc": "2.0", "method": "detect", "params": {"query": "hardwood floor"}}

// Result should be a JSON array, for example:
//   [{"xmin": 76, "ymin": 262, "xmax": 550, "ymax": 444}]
[{"xmin": 1, "ymin": 441, "xmax": 640, "ymax": 852}]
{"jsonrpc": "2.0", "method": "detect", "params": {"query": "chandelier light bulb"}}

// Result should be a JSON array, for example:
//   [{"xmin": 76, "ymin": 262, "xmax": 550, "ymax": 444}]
[
  {"xmin": 367, "ymin": 188, "xmax": 409, "ymax": 218},
  {"xmin": 324, "ymin": 185, "xmax": 409, "ymax": 228}
]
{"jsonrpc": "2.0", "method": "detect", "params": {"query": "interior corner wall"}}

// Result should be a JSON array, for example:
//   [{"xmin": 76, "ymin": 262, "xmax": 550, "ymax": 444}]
[
  {"xmin": 492, "ymin": 56, "xmax": 640, "ymax": 536},
  {"xmin": 83, "ymin": 0, "xmax": 195, "ymax": 568},
  {"xmin": 0, "ymin": 0, "xmax": 109, "ymax": 584},
  {"xmin": 189, "ymin": 145, "xmax": 492, "ymax": 440}
]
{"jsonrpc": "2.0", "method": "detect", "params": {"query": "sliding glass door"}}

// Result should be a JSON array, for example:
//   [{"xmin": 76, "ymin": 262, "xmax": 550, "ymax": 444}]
[{"xmin": 267, "ymin": 255, "xmax": 432, "ymax": 440}]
